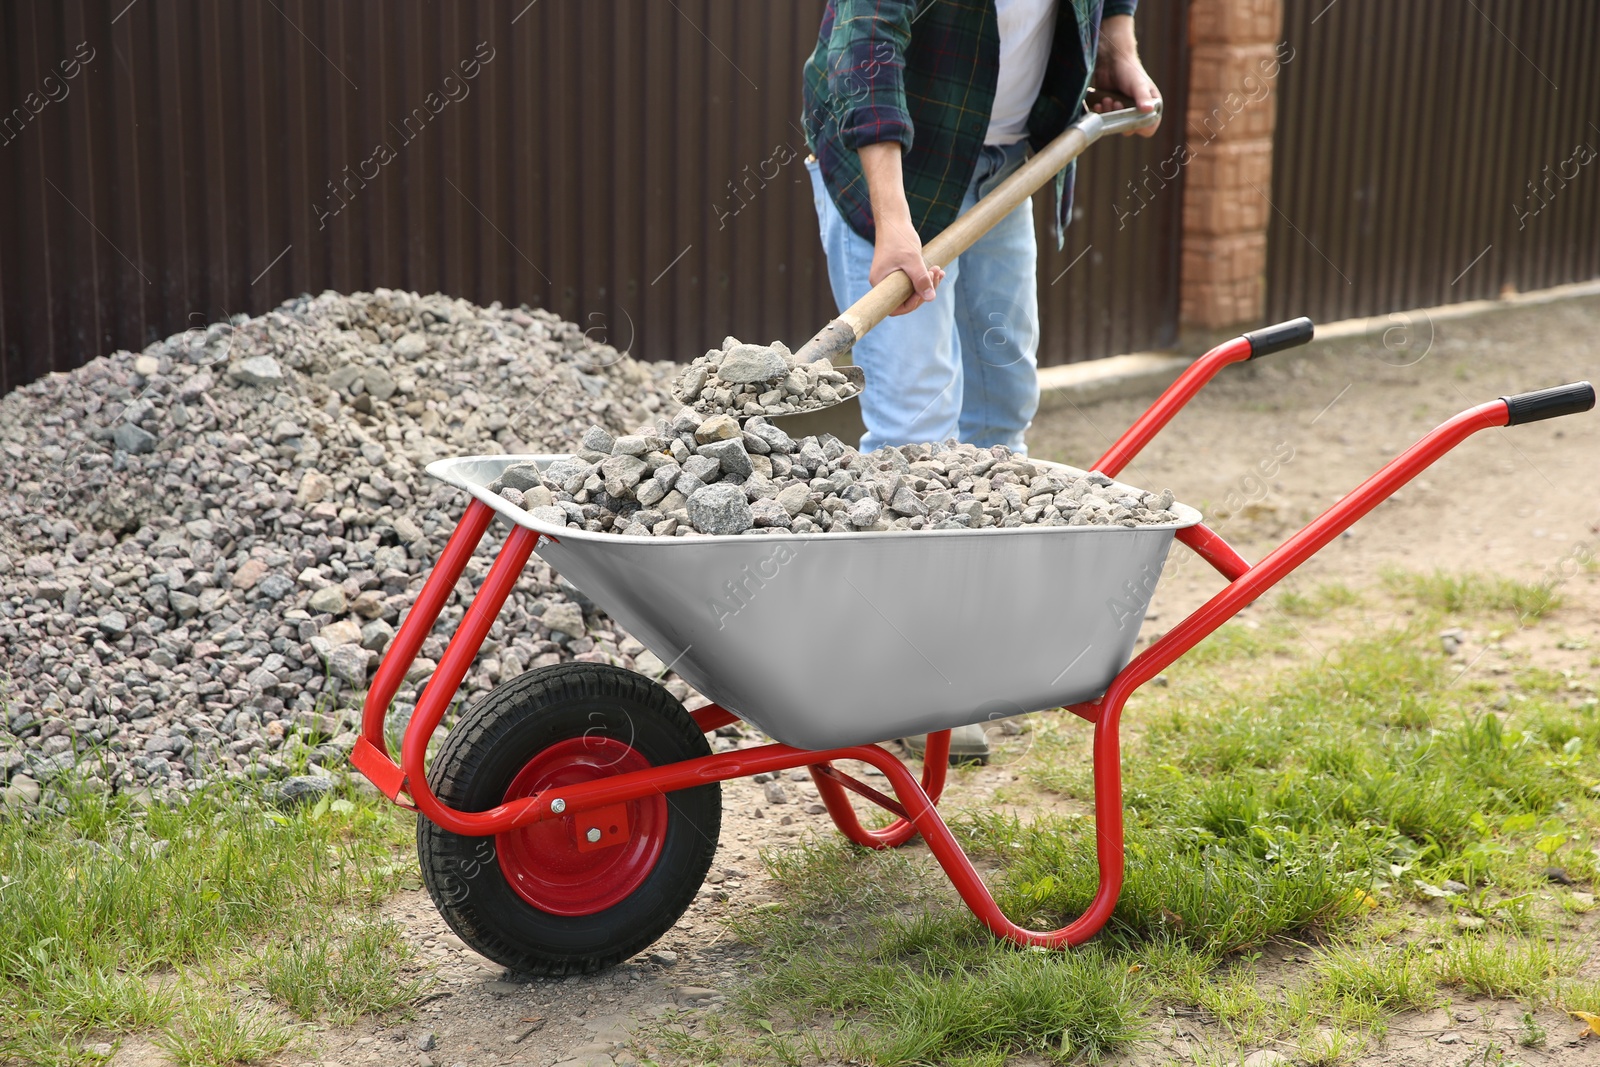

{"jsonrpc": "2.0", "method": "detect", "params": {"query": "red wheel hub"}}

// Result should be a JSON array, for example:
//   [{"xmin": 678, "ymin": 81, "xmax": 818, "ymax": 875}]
[{"xmin": 494, "ymin": 736, "xmax": 666, "ymax": 916}]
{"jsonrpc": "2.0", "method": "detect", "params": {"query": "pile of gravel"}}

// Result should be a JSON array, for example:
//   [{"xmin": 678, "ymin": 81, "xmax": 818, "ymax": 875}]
[
  {"xmin": 0, "ymin": 289, "xmax": 711, "ymax": 810},
  {"xmin": 672, "ymin": 337, "xmax": 862, "ymax": 417},
  {"xmin": 490, "ymin": 410, "xmax": 1181, "ymax": 537}
]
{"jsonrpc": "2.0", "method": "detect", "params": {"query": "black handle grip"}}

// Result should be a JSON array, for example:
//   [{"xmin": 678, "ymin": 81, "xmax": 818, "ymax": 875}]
[
  {"xmin": 1243, "ymin": 316, "xmax": 1315, "ymax": 358},
  {"xmin": 1501, "ymin": 381, "xmax": 1595, "ymax": 426}
]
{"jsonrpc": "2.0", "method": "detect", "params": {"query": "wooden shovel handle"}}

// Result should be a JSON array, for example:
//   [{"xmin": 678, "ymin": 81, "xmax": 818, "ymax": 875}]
[{"xmin": 794, "ymin": 101, "xmax": 1161, "ymax": 365}]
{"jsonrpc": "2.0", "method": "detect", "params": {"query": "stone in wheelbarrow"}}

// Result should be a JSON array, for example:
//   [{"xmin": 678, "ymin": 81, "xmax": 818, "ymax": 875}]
[{"xmin": 505, "ymin": 412, "xmax": 1186, "ymax": 538}]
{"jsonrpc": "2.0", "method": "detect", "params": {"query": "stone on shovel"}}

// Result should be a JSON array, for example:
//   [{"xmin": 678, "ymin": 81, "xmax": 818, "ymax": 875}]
[{"xmin": 716, "ymin": 343, "xmax": 791, "ymax": 384}]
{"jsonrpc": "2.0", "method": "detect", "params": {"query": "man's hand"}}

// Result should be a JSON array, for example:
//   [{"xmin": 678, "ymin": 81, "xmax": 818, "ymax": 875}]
[
  {"xmin": 1089, "ymin": 14, "xmax": 1161, "ymax": 138},
  {"xmin": 860, "ymin": 142, "xmax": 946, "ymax": 315},
  {"xmin": 871, "ymin": 213, "xmax": 946, "ymax": 316}
]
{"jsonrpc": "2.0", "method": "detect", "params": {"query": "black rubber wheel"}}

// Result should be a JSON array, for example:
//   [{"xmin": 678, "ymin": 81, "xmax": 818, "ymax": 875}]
[{"xmin": 417, "ymin": 663, "xmax": 720, "ymax": 974}]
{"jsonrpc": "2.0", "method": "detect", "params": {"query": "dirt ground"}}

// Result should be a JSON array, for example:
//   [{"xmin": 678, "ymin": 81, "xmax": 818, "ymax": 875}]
[{"xmin": 212, "ymin": 296, "xmax": 1597, "ymax": 1067}]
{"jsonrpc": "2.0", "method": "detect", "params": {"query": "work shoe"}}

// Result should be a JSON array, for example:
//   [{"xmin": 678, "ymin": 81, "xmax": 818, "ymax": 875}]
[{"xmin": 901, "ymin": 723, "xmax": 990, "ymax": 765}]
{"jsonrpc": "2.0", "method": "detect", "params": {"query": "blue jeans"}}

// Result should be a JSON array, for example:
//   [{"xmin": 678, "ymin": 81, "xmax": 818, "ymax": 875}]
[{"xmin": 807, "ymin": 142, "xmax": 1040, "ymax": 453}]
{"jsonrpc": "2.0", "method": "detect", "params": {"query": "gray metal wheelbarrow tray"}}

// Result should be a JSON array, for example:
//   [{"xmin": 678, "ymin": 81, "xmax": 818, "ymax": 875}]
[{"xmin": 426, "ymin": 453, "xmax": 1200, "ymax": 750}]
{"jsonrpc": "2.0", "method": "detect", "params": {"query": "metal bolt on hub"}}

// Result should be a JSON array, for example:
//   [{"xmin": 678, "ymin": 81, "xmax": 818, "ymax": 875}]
[
  {"xmin": 550, "ymin": 798, "xmax": 566, "ymax": 814},
  {"xmin": 585, "ymin": 827, "xmax": 602, "ymax": 843}
]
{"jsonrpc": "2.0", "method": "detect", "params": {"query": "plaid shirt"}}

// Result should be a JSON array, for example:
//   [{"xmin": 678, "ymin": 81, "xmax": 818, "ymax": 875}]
[{"xmin": 802, "ymin": 0, "xmax": 1136, "ymax": 247}]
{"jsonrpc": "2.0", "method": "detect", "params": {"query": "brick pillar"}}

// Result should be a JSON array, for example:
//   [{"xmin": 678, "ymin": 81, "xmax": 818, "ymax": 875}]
[{"xmin": 1179, "ymin": 0, "xmax": 1284, "ymax": 329}]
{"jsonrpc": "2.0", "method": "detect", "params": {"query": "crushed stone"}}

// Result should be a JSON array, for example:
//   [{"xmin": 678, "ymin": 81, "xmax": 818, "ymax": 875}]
[
  {"xmin": 0, "ymin": 289, "xmax": 700, "ymax": 805},
  {"xmin": 487, "ymin": 412, "xmax": 1182, "ymax": 537},
  {"xmin": 672, "ymin": 336, "xmax": 863, "ymax": 417}
]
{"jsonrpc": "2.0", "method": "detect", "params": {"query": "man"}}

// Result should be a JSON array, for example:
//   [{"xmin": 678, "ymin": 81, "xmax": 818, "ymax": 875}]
[
  {"xmin": 802, "ymin": 0, "xmax": 1161, "ymax": 761},
  {"xmin": 802, "ymin": 0, "xmax": 1161, "ymax": 455}
]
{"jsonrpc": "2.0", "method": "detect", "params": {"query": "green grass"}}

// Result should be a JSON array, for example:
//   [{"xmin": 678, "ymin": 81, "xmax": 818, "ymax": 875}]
[
  {"xmin": 1170, "ymin": 617, "xmax": 1292, "ymax": 669},
  {"xmin": 0, "ymin": 779, "xmax": 417, "ymax": 1065},
  {"xmin": 1051, "ymin": 625, "xmax": 1592, "ymax": 883},
  {"xmin": 156, "ymin": 996, "xmax": 298, "ymax": 1067},
  {"xmin": 1311, "ymin": 941, "xmax": 1439, "ymax": 1014},
  {"xmin": 257, "ymin": 919, "xmax": 426, "ymax": 1023},
  {"xmin": 1560, "ymin": 976, "xmax": 1600, "ymax": 1014},
  {"xmin": 732, "ymin": 844, "xmax": 1146, "ymax": 1065},
  {"xmin": 967, "ymin": 812, "xmax": 1362, "ymax": 952},
  {"xmin": 1382, "ymin": 568, "xmax": 1561, "ymax": 622},
  {"xmin": 3, "ymin": 567, "xmax": 1593, "ymax": 1066},
  {"xmin": 720, "ymin": 570, "xmax": 1599, "ymax": 1066},
  {"xmin": 1278, "ymin": 581, "xmax": 1364, "ymax": 617},
  {"xmin": 1430, "ymin": 934, "xmax": 1581, "ymax": 1007}
]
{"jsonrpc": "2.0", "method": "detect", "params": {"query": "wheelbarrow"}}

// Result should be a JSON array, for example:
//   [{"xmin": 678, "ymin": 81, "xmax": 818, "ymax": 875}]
[{"xmin": 350, "ymin": 321, "xmax": 1594, "ymax": 972}]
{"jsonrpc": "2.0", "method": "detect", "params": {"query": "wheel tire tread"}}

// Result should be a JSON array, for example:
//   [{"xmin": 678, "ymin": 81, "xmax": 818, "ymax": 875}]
[{"xmin": 416, "ymin": 664, "xmax": 718, "ymax": 974}]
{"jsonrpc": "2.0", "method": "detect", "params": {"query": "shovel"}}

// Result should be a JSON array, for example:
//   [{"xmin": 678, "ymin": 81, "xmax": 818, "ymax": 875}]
[{"xmin": 766, "ymin": 99, "xmax": 1163, "ymax": 442}]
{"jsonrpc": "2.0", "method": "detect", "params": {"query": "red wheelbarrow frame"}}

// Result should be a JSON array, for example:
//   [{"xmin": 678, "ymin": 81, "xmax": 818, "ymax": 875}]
[{"xmin": 352, "ymin": 318, "xmax": 1592, "ymax": 949}]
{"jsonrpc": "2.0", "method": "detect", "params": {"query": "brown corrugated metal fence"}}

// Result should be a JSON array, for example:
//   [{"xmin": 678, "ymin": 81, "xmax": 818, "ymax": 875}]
[
  {"xmin": 0, "ymin": 0, "xmax": 1192, "ymax": 395},
  {"xmin": 1267, "ymin": 0, "xmax": 1600, "ymax": 324}
]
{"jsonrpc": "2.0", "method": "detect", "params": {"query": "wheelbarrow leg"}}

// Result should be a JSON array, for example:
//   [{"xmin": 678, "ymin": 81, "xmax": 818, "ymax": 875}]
[
  {"xmin": 354, "ymin": 499, "xmax": 500, "ymax": 801},
  {"xmin": 808, "ymin": 730, "xmax": 951, "ymax": 849},
  {"xmin": 832, "ymin": 705, "xmax": 1128, "ymax": 947},
  {"xmin": 351, "ymin": 497, "xmax": 545, "ymax": 826}
]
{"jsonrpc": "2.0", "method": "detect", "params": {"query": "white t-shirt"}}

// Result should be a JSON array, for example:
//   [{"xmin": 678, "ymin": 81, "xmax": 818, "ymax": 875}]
[{"xmin": 985, "ymin": 0, "xmax": 1060, "ymax": 146}]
